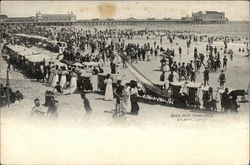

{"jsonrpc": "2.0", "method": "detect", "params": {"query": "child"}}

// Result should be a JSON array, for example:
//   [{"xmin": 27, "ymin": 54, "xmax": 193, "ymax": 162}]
[{"xmin": 53, "ymin": 82, "xmax": 63, "ymax": 94}]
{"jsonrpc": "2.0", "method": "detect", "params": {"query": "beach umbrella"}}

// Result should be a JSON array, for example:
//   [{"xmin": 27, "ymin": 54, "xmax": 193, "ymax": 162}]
[
  {"xmin": 72, "ymin": 62, "xmax": 83, "ymax": 67},
  {"xmin": 47, "ymin": 60, "xmax": 67, "ymax": 67}
]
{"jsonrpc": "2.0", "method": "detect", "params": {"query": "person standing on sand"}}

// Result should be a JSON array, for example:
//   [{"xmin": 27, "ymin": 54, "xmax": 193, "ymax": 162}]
[
  {"xmin": 69, "ymin": 68, "xmax": 77, "ymax": 94},
  {"xmin": 190, "ymin": 68, "xmax": 196, "ymax": 82},
  {"xmin": 113, "ymin": 80, "xmax": 126, "ymax": 117},
  {"xmin": 221, "ymin": 88, "xmax": 229, "ymax": 112},
  {"xmin": 218, "ymin": 70, "xmax": 226, "ymax": 88},
  {"xmin": 123, "ymin": 83, "xmax": 131, "ymax": 113},
  {"xmin": 114, "ymin": 80, "xmax": 124, "ymax": 109},
  {"xmin": 81, "ymin": 93, "xmax": 92, "ymax": 114},
  {"xmin": 48, "ymin": 65, "xmax": 55, "ymax": 85},
  {"xmin": 59, "ymin": 66, "xmax": 67, "ymax": 89},
  {"xmin": 203, "ymin": 67, "xmax": 209, "ymax": 87},
  {"xmin": 223, "ymin": 55, "xmax": 228, "ymax": 70},
  {"xmin": 104, "ymin": 74, "xmax": 114, "ymax": 101},
  {"xmin": 51, "ymin": 65, "xmax": 59, "ymax": 88},
  {"xmin": 129, "ymin": 81, "xmax": 144, "ymax": 115}
]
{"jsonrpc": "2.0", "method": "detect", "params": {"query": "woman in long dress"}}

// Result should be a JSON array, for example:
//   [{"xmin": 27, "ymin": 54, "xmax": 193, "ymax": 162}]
[
  {"xmin": 130, "ymin": 81, "xmax": 139, "ymax": 115},
  {"xmin": 51, "ymin": 65, "xmax": 59, "ymax": 88},
  {"xmin": 69, "ymin": 69, "xmax": 77, "ymax": 94},
  {"xmin": 91, "ymin": 69, "xmax": 98, "ymax": 92},
  {"xmin": 104, "ymin": 74, "xmax": 113, "ymax": 101},
  {"xmin": 123, "ymin": 83, "xmax": 131, "ymax": 113},
  {"xmin": 59, "ymin": 66, "xmax": 67, "ymax": 89},
  {"xmin": 48, "ymin": 66, "xmax": 55, "ymax": 85}
]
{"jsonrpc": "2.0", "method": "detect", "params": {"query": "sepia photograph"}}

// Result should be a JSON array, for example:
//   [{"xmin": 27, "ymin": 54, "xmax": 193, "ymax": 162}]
[{"xmin": 0, "ymin": 1, "xmax": 249, "ymax": 164}]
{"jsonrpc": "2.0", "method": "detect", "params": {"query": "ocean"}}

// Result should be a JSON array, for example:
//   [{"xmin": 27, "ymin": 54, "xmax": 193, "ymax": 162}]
[{"xmin": 73, "ymin": 21, "xmax": 250, "ymax": 39}]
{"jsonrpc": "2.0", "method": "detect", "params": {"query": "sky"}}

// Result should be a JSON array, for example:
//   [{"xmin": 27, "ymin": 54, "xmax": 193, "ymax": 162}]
[{"xmin": 1, "ymin": 1, "xmax": 249, "ymax": 21}]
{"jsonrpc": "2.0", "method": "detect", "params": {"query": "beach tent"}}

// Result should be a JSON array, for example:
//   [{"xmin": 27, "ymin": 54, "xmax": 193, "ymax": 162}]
[
  {"xmin": 19, "ymin": 49, "xmax": 40, "ymax": 57},
  {"xmin": 15, "ymin": 34, "xmax": 48, "ymax": 41},
  {"xmin": 6, "ymin": 45, "xmax": 26, "ymax": 53},
  {"xmin": 25, "ymin": 54, "xmax": 52, "ymax": 63}
]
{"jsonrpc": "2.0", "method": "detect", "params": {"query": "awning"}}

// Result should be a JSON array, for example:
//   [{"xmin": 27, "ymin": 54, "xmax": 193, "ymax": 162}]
[
  {"xmin": 19, "ymin": 50, "xmax": 40, "ymax": 56},
  {"xmin": 25, "ymin": 54, "xmax": 52, "ymax": 63},
  {"xmin": 6, "ymin": 45, "xmax": 26, "ymax": 53}
]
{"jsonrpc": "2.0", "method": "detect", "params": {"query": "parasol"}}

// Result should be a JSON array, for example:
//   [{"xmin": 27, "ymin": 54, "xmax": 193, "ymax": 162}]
[
  {"xmin": 72, "ymin": 62, "xmax": 83, "ymax": 67},
  {"xmin": 229, "ymin": 89, "xmax": 248, "ymax": 97}
]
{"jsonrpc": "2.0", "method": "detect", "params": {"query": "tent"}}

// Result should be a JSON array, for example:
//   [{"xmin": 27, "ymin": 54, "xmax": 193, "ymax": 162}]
[
  {"xmin": 19, "ymin": 50, "xmax": 40, "ymax": 56},
  {"xmin": 6, "ymin": 45, "xmax": 26, "ymax": 53},
  {"xmin": 25, "ymin": 54, "xmax": 52, "ymax": 63}
]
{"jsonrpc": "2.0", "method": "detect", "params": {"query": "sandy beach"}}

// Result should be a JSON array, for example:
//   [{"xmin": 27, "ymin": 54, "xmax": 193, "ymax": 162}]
[{"xmin": 0, "ymin": 24, "xmax": 249, "ymax": 164}]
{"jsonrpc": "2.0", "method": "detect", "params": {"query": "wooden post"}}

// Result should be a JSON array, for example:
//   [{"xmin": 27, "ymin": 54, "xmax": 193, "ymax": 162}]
[{"xmin": 6, "ymin": 68, "xmax": 10, "ymax": 107}]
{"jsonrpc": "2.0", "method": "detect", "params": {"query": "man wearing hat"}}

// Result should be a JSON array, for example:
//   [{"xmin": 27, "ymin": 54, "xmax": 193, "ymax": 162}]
[
  {"xmin": 30, "ymin": 98, "xmax": 47, "ymax": 118},
  {"xmin": 221, "ymin": 88, "xmax": 229, "ymax": 112}
]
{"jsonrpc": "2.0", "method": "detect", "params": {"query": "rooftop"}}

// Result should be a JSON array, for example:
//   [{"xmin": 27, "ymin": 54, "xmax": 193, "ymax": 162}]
[
  {"xmin": 205, "ymin": 11, "xmax": 221, "ymax": 14},
  {"xmin": 0, "ymin": 15, "xmax": 8, "ymax": 19},
  {"xmin": 8, "ymin": 16, "xmax": 34, "ymax": 19}
]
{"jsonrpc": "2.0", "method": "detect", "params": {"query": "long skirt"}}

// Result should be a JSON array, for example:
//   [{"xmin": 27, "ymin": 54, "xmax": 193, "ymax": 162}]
[
  {"xmin": 60, "ymin": 75, "xmax": 67, "ymax": 89},
  {"xmin": 48, "ymin": 73, "xmax": 54, "ymax": 84},
  {"xmin": 105, "ymin": 84, "xmax": 113, "ymax": 100},
  {"xmin": 123, "ymin": 96, "xmax": 131, "ymax": 113},
  {"xmin": 70, "ymin": 77, "xmax": 77, "ymax": 94},
  {"xmin": 51, "ymin": 74, "xmax": 59, "ymax": 88},
  {"xmin": 91, "ymin": 75, "xmax": 98, "ymax": 91},
  {"xmin": 131, "ymin": 101, "xmax": 139, "ymax": 114},
  {"xmin": 130, "ymin": 95, "xmax": 139, "ymax": 115}
]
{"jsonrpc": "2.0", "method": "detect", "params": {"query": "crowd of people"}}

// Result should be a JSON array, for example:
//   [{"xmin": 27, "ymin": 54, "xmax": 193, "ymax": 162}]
[
  {"xmin": 1, "ymin": 24, "xmax": 249, "ymax": 118},
  {"xmin": 0, "ymin": 83, "xmax": 23, "ymax": 108}
]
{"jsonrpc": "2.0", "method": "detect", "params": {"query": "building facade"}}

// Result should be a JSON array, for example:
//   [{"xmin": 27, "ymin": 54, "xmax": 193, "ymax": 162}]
[
  {"xmin": 35, "ymin": 11, "xmax": 76, "ymax": 25},
  {"xmin": 192, "ymin": 11, "xmax": 204, "ymax": 21},
  {"xmin": 0, "ymin": 15, "xmax": 8, "ymax": 24},
  {"xmin": 192, "ymin": 11, "xmax": 228, "ymax": 23},
  {"xmin": 1, "ymin": 11, "xmax": 227, "ymax": 26},
  {"xmin": 5, "ymin": 17, "xmax": 35, "ymax": 25},
  {"xmin": 204, "ymin": 11, "xmax": 225, "ymax": 20}
]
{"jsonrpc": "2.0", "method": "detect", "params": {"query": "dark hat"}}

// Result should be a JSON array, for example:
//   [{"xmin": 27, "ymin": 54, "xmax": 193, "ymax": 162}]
[{"xmin": 225, "ymin": 88, "xmax": 229, "ymax": 92}]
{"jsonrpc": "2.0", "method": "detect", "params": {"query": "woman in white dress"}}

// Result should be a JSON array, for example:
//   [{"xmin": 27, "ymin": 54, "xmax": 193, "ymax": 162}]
[
  {"xmin": 123, "ymin": 83, "xmax": 131, "ymax": 113},
  {"xmin": 59, "ymin": 66, "xmax": 67, "ymax": 89},
  {"xmin": 91, "ymin": 67, "xmax": 98, "ymax": 91},
  {"xmin": 104, "ymin": 74, "xmax": 113, "ymax": 101},
  {"xmin": 51, "ymin": 65, "xmax": 59, "ymax": 88},
  {"xmin": 48, "ymin": 65, "xmax": 55, "ymax": 85},
  {"xmin": 69, "ymin": 69, "xmax": 77, "ymax": 94}
]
